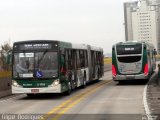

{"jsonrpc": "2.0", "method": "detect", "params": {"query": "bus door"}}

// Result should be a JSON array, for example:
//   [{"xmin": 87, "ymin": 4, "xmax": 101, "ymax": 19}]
[
  {"xmin": 91, "ymin": 51, "xmax": 96, "ymax": 79},
  {"xmin": 75, "ymin": 50, "xmax": 84, "ymax": 87},
  {"xmin": 65, "ymin": 49, "xmax": 77, "ymax": 89},
  {"xmin": 72, "ymin": 50, "xmax": 78, "ymax": 87}
]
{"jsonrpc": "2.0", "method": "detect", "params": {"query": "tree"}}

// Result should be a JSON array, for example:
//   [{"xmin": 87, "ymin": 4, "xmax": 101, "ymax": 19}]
[{"xmin": 0, "ymin": 41, "xmax": 12, "ymax": 71}]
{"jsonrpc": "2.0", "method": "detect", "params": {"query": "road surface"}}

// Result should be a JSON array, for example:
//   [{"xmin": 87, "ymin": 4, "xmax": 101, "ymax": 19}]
[{"xmin": 0, "ymin": 71, "xmax": 147, "ymax": 120}]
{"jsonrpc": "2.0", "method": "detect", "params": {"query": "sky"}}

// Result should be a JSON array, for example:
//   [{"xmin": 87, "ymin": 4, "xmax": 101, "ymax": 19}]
[{"xmin": 0, "ymin": 0, "xmax": 133, "ymax": 53}]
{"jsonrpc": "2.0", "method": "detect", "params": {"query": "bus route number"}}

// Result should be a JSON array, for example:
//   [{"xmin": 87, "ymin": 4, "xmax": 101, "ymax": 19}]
[{"xmin": 125, "ymin": 48, "xmax": 134, "ymax": 51}]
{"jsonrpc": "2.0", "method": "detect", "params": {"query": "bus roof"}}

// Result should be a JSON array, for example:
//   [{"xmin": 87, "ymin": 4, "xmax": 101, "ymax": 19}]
[
  {"xmin": 13, "ymin": 40, "xmax": 103, "ymax": 51},
  {"xmin": 113, "ymin": 41, "xmax": 155, "ymax": 50},
  {"xmin": 90, "ymin": 45, "xmax": 103, "ymax": 52},
  {"xmin": 115, "ymin": 41, "xmax": 142, "ymax": 45},
  {"xmin": 113, "ymin": 41, "xmax": 154, "ymax": 46},
  {"xmin": 13, "ymin": 40, "xmax": 59, "ymax": 44},
  {"xmin": 13, "ymin": 40, "xmax": 74, "ymax": 45},
  {"xmin": 72, "ymin": 43, "xmax": 88, "ymax": 50}
]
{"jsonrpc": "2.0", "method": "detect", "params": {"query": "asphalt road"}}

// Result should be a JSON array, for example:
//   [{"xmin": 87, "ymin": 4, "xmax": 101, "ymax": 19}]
[{"xmin": 0, "ymin": 70, "xmax": 148, "ymax": 120}]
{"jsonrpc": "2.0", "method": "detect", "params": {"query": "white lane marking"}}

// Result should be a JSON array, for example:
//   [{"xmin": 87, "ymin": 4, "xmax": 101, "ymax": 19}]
[
  {"xmin": 0, "ymin": 94, "xmax": 26, "ymax": 103},
  {"xmin": 143, "ymin": 84, "xmax": 153, "ymax": 120}
]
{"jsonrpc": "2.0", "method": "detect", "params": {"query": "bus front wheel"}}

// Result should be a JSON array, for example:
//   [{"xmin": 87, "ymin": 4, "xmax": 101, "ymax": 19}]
[
  {"xmin": 27, "ymin": 94, "xmax": 36, "ymax": 97},
  {"xmin": 65, "ymin": 81, "xmax": 72, "ymax": 95}
]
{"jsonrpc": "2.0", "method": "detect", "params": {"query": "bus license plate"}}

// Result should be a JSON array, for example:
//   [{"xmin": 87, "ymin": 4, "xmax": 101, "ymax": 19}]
[
  {"xmin": 31, "ymin": 89, "xmax": 39, "ymax": 93},
  {"xmin": 126, "ymin": 76, "xmax": 135, "ymax": 80}
]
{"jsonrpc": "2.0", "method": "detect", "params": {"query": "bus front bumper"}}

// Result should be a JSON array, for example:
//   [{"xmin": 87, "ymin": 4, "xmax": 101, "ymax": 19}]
[
  {"xmin": 113, "ymin": 74, "xmax": 148, "ymax": 81},
  {"xmin": 12, "ymin": 85, "xmax": 61, "ymax": 94}
]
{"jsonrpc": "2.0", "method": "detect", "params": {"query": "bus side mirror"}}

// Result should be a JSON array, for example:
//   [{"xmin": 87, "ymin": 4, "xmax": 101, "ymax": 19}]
[{"xmin": 6, "ymin": 50, "xmax": 12, "ymax": 65}]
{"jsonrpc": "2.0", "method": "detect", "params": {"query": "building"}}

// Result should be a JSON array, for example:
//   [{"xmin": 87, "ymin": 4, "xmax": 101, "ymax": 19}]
[
  {"xmin": 148, "ymin": 0, "xmax": 160, "ymax": 5},
  {"xmin": 124, "ymin": 0, "xmax": 160, "ymax": 53},
  {"xmin": 124, "ymin": 1, "xmax": 138, "ymax": 41}
]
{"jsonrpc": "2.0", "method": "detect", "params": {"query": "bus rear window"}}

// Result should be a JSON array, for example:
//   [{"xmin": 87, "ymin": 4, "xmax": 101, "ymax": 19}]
[
  {"xmin": 117, "ymin": 56, "xmax": 141, "ymax": 63},
  {"xmin": 116, "ymin": 44, "xmax": 142, "ymax": 55}
]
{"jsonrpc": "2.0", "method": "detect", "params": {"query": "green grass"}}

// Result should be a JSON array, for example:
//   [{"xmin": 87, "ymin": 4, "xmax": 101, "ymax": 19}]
[
  {"xmin": 104, "ymin": 58, "xmax": 112, "ymax": 64},
  {"xmin": 0, "ymin": 71, "xmax": 11, "ymax": 78}
]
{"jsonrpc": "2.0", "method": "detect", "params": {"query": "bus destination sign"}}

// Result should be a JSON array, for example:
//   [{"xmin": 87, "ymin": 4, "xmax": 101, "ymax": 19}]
[
  {"xmin": 19, "ymin": 43, "xmax": 53, "ymax": 50},
  {"xmin": 124, "ymin": 48, "xmax": 135, "ymax": 51}
]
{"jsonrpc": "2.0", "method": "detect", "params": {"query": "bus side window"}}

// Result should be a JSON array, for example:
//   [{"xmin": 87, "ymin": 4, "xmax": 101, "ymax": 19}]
[
  {"xmin": 91, "ymin": 51, "xmax": 94, "ymax": 66},
  {"xmin": 96, "ymin": 52, "xmax": 99, "ymax": 65},
  {"xmin": 65, "ymin": 50, "xmax": 69, "ymax": 71},
  {"xmin": 76, "ymin": 50, "xmax": 80, "ymax": 69},
  {"xmin": 84, "ymin": 51, "xmax": 88, "ymax": 67},
  {"xmin": 68, "ymin": 50, "xmax": 73, "ymax": 70},
  {"xmin": 94, "ymin": 52, "xmax": 97, "ymax": 65},
  {"xmin": 72, "ymin": 50, "xmax": 76, "ymax": 69},
  {"xmin": 79, "ymin": 50, "xmax": 82, "ymax": 68},
  {"xmin": 80, "ymin": 50, "xmax": 85, "ymax": 68},
  {"xmin": 91, "ymin": 51, "xmax": 96, "ymax": 77}
]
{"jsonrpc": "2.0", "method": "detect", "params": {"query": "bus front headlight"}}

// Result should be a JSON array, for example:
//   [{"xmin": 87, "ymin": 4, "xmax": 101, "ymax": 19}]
[
  {"xmin": 54, "ymin": 80, "xmax": 59, "ymax": 86},
  {"xmin": 12, "ymin": 80, "xmax": 21, "ymax": 87},
  {"xmin": 49, "ymin": 80, "xmax": 59, "ymax": 87}
]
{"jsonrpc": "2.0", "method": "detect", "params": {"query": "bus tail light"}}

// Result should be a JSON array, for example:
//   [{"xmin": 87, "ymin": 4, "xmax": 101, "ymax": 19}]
[
  {"xmin": 112, "ymin": 65, "xmax": 117, "ymax": 77},
  {"xmin": 144, "ymin": 63, "xmax": 148, "ymax": 76}
]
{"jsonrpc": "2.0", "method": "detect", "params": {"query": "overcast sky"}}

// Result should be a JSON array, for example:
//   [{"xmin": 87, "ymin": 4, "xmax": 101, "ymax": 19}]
[{"xmin": 0, "ymin": 0, "xmax": 133, "ymax": 53}]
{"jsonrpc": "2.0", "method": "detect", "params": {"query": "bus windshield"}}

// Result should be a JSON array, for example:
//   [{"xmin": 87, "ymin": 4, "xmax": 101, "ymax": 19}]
[
  {"xmin": 116, "ymin": 44, "xmax": 142, "ymax": 55},
  {"xmin": 13, "ymin": 51, "xmax": 58, "ymax": 79},
  {"xmin": 116, "ymin": 43, "xmax": 142, "ymax": 63}
]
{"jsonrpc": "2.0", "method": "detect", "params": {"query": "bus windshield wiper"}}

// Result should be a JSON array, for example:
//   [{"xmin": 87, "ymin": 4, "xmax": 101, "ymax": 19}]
[{"xmin": 37, "ymin": 50, "xmax": 48, "ymax": 70}]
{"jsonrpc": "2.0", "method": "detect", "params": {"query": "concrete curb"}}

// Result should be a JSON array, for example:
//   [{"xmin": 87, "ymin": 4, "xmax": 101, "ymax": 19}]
[
  {"xmin": 143, "ymin": 72, "xmax": 158, "ymax": 120},
  {"xmin": 0, "ymin": 89, "xmax": 11, "ymax": 98},
  {"xmin": 143, "ymin": 84, "xmax": 153, "ymax": 120}
]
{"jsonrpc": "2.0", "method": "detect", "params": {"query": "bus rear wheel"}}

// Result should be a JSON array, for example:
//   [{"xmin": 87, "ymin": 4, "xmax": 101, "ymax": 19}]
[{"xmin": 81, "ymin": 77, "xmax": 86, "ymax": 88}]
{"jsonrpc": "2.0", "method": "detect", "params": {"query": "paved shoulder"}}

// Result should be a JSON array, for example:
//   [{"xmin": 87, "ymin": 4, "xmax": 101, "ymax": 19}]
[{"xmin": 145, "ymin": 72, "xmax": 160, "ymax": 119}]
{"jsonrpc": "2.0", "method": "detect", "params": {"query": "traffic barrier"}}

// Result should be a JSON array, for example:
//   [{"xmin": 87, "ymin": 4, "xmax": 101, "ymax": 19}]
[{"xmin": 0, "ymin": 70, "xmax": 11, "ymax": 98}]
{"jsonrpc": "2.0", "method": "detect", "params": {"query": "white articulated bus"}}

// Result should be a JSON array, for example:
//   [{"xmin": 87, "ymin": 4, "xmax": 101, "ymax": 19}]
[{"xmin": 11, "ymin": 40, "xmax": 104, "ymax": 96}]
